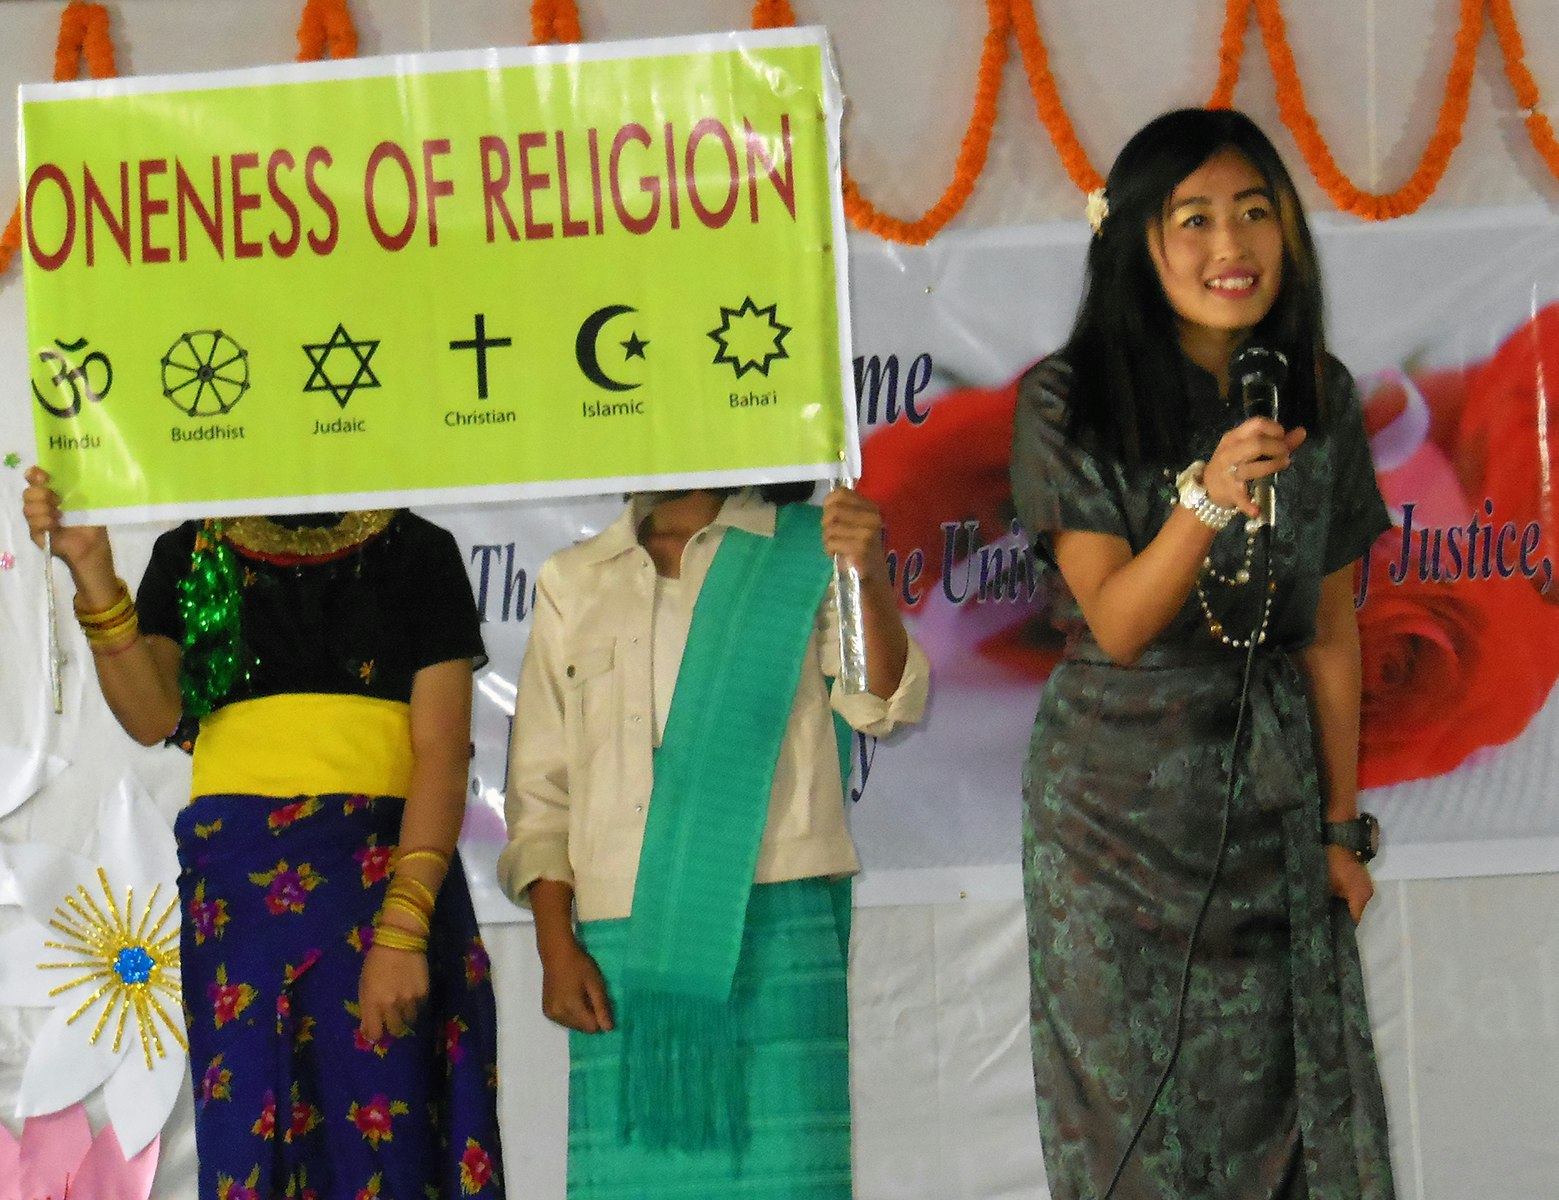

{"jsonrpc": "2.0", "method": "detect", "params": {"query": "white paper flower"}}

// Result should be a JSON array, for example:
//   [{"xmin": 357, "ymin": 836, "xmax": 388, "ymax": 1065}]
[
  {"xmin": 0, "ymin": 744, "xmax": 68, "ymax": 822},
  {"xmin": 0, "ymin": 776, "xmax": 186, "ymax": 1156},
  {"xmin": 1085, "ymin": 186, "xmax": 1110, "ymax": 237}
]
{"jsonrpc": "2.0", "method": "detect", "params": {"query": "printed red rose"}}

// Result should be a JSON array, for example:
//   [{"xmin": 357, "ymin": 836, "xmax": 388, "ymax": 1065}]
[
  {"xmin": 267, "ymin": 798, "xmax": 318, "ymax": 830},
  {"xmin": 209, "ymin": 978, "xmax": 254, "ymax": 1029},
  {"xmin": 1355, "ymin": 306, "xmax": 1559, "ymax": 787},
  {"xmin": 860, "ymin": 376, "xmax": 1022, "ymax": 589},
  {"xmin": 1357, "ymin": 537, "xmax": 1559, "ymax": 787},
  {"xmin": 354, "ymin": 1025, "xmax": 393, "ymax": 1057},
  {"xmin": 445, "ymin": 1016, "xmax": 468, "ymax": 1065},
  {"xmin": 352, "ymin": 1099, "xmax": 393, "ymax": 1135},
  {"xmin": 348, "ymin": 1095, "xmax": 407, "ymax": 1148},
  {"xmin": 1453, "ymin": 303, "xmax": 1559, "ymax": 601},
  {"xmin": 460, "ymin": 1140, "xmax": 495, "ymax": 1193},
  {"xmin": 355, "ymin": 844, "xmax": 395, "ymax": 886},
  {"xmin": 252, "ymin": 1091, "xmax": 277, "ymax": 1139},
  {"xmin": 859, "ymin": 371, "xmax": 1064, "ymax": 679},
  {"xmin": 288, "ymin": 1099, "xmax": 321, "ymax": 1140},
  {"xmin": 464, "ymin": 939, "xmax": 491, "ymax": 987}
]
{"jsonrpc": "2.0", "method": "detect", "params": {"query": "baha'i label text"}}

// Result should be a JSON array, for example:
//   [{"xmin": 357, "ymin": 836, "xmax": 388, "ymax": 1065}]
[{"xmin": 730, "ymin": 390, "xmax": 778, "ymax": 408}]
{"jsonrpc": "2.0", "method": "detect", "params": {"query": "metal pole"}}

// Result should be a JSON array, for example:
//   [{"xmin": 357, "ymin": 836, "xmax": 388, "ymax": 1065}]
[
  {"xmin": 831, "ymin": 477, "xmax": 869, "ymax": 695},
  {"xmin": 43, "ymin": 531, "xmax": 64, "ymax": 714}
]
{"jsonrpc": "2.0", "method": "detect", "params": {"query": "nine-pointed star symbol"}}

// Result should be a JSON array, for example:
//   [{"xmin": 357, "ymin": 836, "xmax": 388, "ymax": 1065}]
[
  {"xmin": 621, "ymin": 331, "xmax": 649, "ymax": 361},
  {"xmin": 707, "ymin": 298, "xmax": 791, "ymax": 379},
  {"xmin": 302, "ymin": 323, "xmax": 381, "ymax": 408}
]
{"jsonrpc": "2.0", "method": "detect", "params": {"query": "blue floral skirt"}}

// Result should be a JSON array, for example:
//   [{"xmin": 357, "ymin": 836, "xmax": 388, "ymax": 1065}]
[{"xmin": 175, "ymin": 793, "xmax": 504, "ymax": 1200}]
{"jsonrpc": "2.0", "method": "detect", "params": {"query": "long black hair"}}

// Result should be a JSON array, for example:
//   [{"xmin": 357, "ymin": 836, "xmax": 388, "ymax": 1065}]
[{"xmin": 1061, "ymin": 108, "xmax": 1329, "ymax": 469}]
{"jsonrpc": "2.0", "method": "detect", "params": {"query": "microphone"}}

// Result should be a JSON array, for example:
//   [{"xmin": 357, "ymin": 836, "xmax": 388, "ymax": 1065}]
[{"xmin": 1230, "ymin": 345, "xmax": 1288, "ymax": 529}]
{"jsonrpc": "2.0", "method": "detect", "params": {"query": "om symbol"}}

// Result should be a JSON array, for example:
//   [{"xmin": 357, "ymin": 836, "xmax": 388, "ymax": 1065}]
[{"xmin": 32, "ymin": 337, "xmax": 113, "ymax": 418}]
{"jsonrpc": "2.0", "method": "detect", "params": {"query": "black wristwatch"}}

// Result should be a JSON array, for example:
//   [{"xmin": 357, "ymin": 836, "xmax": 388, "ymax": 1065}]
[{"xmin": 1325, "ymin": 812, "xmax": 1381, "ymax": 863}]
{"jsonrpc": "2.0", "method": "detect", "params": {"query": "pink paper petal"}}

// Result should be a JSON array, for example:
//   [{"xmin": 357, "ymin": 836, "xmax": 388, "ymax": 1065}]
[
  {"xmin": 18, "ymin": 1105, "xmax": 91, "ymax": 1200},
  {"xmin": 0, "ymin": 1120, "xmax": 21, "ymax": 1200},
  {"xmin": 70, "ymin": 1126, "xmax": 159, "ymax": 1200}
]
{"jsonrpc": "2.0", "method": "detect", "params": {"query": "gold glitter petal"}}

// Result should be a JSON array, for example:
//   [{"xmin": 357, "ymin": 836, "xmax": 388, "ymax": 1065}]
[{"xmin": 35, "ymin": 865, "xmax": 186, "ymax": 1065}]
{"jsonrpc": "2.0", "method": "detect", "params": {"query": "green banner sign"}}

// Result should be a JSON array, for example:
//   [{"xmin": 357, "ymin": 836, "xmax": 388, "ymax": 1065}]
[{"xmin": 21, "ymin": 29, "xmax": 854, "ymax": 522}]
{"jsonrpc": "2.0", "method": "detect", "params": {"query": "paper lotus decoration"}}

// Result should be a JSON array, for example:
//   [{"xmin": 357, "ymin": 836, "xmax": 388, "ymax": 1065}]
[
  {"xmin": 0, "ymin": 778, "xmax": 186, "ymax": 1155},
  {"xmin": 0, "ymin": 1102, "xmax": 158, "ymax": 1200}
]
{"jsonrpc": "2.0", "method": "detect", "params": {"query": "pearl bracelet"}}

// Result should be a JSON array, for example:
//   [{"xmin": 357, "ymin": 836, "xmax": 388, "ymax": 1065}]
[{"xmin": 1174, "ymin": 461, "xmax": 1237, "ymax": 531}]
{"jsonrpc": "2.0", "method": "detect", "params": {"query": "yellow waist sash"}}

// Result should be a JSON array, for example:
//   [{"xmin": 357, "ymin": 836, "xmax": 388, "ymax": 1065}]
[{"xmin": 191, "ymin": 694, "xmax": 414, "ymax": 799}]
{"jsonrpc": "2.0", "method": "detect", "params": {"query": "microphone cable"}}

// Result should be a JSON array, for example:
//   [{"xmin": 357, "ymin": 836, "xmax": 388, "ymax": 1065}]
[{"xmin": 1099, "ymin": 519, "xmax": 1271, "ymax": 1200}]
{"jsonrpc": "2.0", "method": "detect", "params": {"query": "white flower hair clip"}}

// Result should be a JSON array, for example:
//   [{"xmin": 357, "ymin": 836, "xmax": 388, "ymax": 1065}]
[{"xmin": 1085, "ymin": 187, "xmax": 1109, "ymax": 237}]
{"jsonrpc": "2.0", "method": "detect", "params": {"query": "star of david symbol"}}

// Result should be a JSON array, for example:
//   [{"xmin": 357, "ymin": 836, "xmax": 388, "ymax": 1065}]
[
  {"xmin": 302, "ymin": 324, "xmax": 381, "ymax": 409},
  {"xmin": 708, "ymin": 297, "xmax": 791, "ymax": 379}
]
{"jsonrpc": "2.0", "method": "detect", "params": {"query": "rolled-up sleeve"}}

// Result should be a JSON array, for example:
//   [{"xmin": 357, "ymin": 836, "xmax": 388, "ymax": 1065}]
[
  {"xmin": 497, "ymin": 558, "xmax": 575, "ymax": 908},
  {"xmin": 817, "ymin": 592, "xmax": 930, "ymax": 735}
]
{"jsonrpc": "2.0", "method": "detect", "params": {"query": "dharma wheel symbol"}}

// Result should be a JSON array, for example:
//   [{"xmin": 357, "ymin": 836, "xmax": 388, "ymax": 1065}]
[{"xmin": 162, "ymin": 330, "xmax": 251, "ymax": 417}]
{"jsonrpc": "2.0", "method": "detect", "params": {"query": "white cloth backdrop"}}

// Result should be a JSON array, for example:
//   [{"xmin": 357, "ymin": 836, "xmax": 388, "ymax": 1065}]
[{"xmin": 3, "ymin": 3, "xmax": 1559, "ymax": 1197}]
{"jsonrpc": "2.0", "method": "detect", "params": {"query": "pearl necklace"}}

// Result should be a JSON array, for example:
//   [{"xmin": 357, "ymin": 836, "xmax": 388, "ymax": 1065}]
[{"xmin": 1195, "ymin": 516, "xmax": 1274, "ymax": 648}]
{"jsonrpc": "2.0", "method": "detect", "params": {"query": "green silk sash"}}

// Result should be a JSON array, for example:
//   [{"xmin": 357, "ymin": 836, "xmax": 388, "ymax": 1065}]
[{"xmin": 617, "ymin": 501, "xmax": 846, "ymax": 1153}]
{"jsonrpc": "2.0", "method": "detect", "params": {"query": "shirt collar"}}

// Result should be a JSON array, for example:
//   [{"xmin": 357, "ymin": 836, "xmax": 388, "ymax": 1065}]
[{"xmin": 574, "ymin": 488, "xmax": 779, "ymax": 565}]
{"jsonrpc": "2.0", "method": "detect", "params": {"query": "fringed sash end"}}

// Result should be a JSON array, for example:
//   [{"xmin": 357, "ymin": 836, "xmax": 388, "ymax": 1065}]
[{"xmin": 618, "ymin": 990, "xmax": 750, "ymax": 1155}]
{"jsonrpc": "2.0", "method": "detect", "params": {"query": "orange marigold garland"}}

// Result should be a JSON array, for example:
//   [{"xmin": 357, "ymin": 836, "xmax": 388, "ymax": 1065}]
[
  {"xmin": 1488, "ymin": 0, "xmax": 1559, "ymax": 179},
  {"xmin": 751, "ymin": 0, "xmax": 797, "ymax": 29},
  {"xmin": 0, "ymin": 208, "xmax": 21, "ymax": 276},
  {"xmin": 530, "ymin": 0, "xmax": 582, "ymax": 47},
  {"xmin": 839, "ymin": 0, "xmax": 1010, "ymax": 245},
  {"xmin": 56, "ymin": 0, "xmax": 116, "ymax": 80},
  {"xmin": 1257, "ymin": 0, "xmax": 1481, "ymax": 220},
  {"xmin": 297, "ymin": 0, "xmax": 358, "ymax": 62},
  {"xmin": 1207, "ymin": 0, "xmax": 1254, "ymax": 109},
  {"xmin": 1, "ymin": 1, "xmax": 117, "ymax": 276},
  {"xmin": 1008, "ymin": 0, "xmax": 1104, "ymax": 193}
]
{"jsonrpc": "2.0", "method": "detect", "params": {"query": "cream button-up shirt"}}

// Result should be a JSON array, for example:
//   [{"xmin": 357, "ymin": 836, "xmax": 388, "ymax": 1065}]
[{"xmin": 498, "ymin": 491, "xmax": 930, "ymax": 923}]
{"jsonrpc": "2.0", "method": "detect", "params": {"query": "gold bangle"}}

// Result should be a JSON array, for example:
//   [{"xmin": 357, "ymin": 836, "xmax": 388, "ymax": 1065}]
[
  {"xmin": 385, "ymin": 885, "xmax": 434, "ymax": 923},
  {"xmin": 371, "ymin": 925, "xmax": 428, "ymax": 953},
  {"xmin": 390, "ymin": 874, "xmax": 438, "ymax": 912},
  {"xmin": 90, "ymin": 629, "xmax": 141, "ymax": 658},
  {"xmin": 381, "ymin": 895, "xmax": 432, "ymax": 932},
  {"xmin": 83, "ymin": 610, "xmax": 138, "ymax": 644},
  {"xmin": 395, "ymin": 847, "xmax": 451, "ymax": 871},
  {"xmin": 75, "ymin": 579, "xmax": 133, "ymax": 626}
]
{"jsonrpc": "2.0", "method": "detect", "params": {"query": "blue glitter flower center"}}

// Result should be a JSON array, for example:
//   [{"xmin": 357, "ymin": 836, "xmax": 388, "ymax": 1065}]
[{"xmin": 114, "ymin": 946, "xmax": 154, "ymax": 985}]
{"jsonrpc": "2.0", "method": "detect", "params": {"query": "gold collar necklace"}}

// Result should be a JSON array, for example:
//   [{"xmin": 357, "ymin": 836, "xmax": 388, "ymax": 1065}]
[{"xmin": 220, "ymin": 510, "xmax": 396, "ymax": 560}]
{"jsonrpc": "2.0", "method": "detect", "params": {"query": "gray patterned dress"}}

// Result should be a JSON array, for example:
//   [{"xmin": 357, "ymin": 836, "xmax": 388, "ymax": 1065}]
[{"xmin": 1011, "ymin": 356, "xmax": 1396, "ymax": 1200}]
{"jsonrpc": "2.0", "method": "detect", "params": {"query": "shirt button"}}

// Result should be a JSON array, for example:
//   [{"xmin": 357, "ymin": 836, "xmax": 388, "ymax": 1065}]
[
  {"xmin": 631, "ymin": 714, "xmax": 642, "ymax": 724},
  {"xmin": 566, "ymin": 665, "xmax": 576, "ymax": 678},
  {"xmin": 634, "ymin": 805, "xmax": 644, "ymax": 813}
]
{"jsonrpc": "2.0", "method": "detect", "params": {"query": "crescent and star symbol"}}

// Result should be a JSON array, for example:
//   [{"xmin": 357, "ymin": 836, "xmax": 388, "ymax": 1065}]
[{"xmin": 576, "ymin": 304, "xmax": 649, "ymax": 392}]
